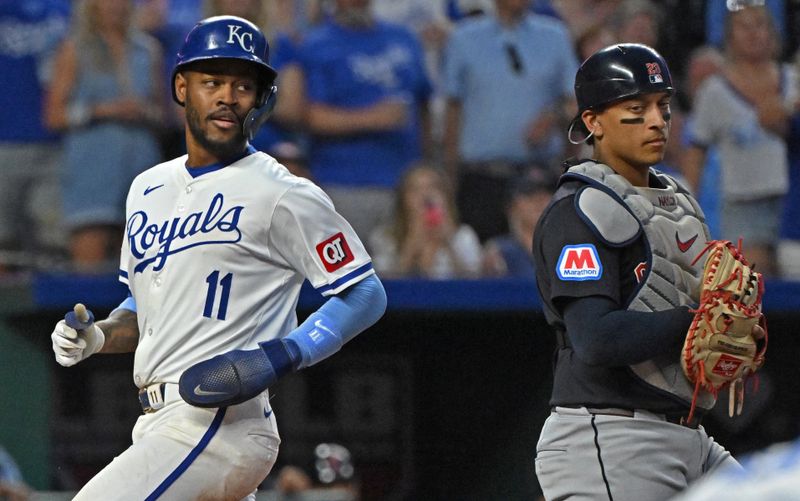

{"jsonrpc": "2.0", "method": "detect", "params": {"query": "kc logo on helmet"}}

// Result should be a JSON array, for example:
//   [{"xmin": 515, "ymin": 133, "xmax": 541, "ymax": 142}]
[
  {"xmin": 227, "ymin": 25, "xmax": 254, "ymax": 53},
  {"xmin": 316, "ymin": 232, "xmax": 354, "ymax": 272},
  {"xmin": 557, "ymin": 244, "xmax": 602, "ymax": 281}
]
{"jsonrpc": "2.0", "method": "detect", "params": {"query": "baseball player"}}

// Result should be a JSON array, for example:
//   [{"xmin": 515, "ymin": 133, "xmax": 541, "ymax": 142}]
[
  {"xmin": 50, "ymin": 16, "xmax": 387, "ymax": 501},
  {"xmin": 532, "ymin": 44, "xmax": 765, "ymax": 500}
]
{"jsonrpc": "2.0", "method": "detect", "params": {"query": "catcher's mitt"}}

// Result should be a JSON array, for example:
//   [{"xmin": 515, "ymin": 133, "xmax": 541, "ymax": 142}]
[{"xmin": 682, "ymin": 240, "xmax": 767, "ymax": 423}]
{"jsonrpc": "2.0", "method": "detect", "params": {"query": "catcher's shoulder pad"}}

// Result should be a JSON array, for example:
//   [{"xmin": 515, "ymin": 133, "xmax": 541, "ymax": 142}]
[{"xmin": 574, "ymin": 185, "xmax": 642, "ymax": 246}]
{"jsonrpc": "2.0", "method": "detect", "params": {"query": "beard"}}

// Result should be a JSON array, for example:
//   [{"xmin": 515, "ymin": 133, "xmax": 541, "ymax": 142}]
[{"xmin": 185, "ymin": 95, "xmax": 247, "ymax": 161}]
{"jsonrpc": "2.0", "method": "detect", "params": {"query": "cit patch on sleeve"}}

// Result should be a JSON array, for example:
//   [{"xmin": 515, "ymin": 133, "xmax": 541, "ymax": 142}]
[
  {"xmin": 316, "ymin": 232, "xmax": 354, "ymax": 272},
  {"xmin": 556, "ymin": 244, "xmax": 603, "ymax": 281}
]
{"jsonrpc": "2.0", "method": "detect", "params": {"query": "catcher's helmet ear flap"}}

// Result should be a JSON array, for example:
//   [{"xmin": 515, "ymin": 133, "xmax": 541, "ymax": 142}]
[
  {"xmin": 172, "ymin": 16, "xmax": 278, "ymax": 137},
  {"xmin": 567, "ymin": 43, "xmax": 673, "ymax": 144}
]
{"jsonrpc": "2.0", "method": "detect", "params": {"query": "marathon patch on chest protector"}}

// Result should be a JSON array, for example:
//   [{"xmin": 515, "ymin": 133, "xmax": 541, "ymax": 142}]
[
  {"xmin": 316, "ymin": 232, "xmax": 354, "ymax": 272},
  {"xmin": 556, "ymin": 244, "xmax": 603, "ymax": 281}
]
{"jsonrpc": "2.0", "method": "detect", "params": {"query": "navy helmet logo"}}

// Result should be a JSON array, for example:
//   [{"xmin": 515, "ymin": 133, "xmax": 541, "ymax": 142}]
[{"xmin": 646, "ymin": 62, "xmax": 663, "ymax": 84}]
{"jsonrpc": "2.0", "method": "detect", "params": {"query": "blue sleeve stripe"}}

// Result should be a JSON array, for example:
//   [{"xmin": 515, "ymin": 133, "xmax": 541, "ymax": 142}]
[
  {"xmin": 119, "ymin": 269, "xmax": 128, "ymax": 279},
  {"xmin": 316, "ymin": 262, "xmax": 374, "ymax": 295},
  {"xmin": 144, "ymin": 407, "xmax": 227, "ymax": 500}
]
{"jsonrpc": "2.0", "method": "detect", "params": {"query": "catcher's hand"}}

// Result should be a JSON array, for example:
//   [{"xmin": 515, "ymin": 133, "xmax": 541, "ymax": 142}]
[
  {"xmin": 51, "ymin": 303, "xmax": 105, "ymax": 367},
  {"xmin": 682, "ymin": 240, "xmax": 767, "ymax": 422}
]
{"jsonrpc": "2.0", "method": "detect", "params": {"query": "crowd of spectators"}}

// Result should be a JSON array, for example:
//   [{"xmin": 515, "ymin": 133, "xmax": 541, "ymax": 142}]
[{"xmin": 2, "ymin": 0, "xmax": 800, "ymax": 280}]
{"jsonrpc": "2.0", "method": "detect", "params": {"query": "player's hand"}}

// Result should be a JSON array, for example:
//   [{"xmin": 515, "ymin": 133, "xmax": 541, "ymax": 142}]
[
  {"xmin": 752, "ymin": 319, "xmax": 766, "ymax": 341},
  {"xmin": 51, "ymin": 303, "xmax": 105, "ymax": 367}
]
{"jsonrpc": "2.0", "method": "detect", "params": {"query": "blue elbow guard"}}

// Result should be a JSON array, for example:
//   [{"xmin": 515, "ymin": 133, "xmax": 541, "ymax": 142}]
[
  {"xmin": 179, "ymin": 338, "xmax": 301, "ymax": 408},
  {"xmin": 288, "ymin": 274, "xmax": 386, "ymax": 368},
  {"xmin": 178, "ymin": 275, "xmax": 385, "ymax": 407}
]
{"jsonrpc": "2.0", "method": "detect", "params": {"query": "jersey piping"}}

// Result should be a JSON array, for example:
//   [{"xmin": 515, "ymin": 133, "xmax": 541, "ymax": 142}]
[{"xmin": 145, "ymin": 407, "xmax": 227, "ymax": 500}]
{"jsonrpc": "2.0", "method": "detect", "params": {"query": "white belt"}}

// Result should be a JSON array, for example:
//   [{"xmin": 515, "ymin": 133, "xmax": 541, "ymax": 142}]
[{"xmin": 138, "ymin": 383, "xmax": 181, "ymax": 413}]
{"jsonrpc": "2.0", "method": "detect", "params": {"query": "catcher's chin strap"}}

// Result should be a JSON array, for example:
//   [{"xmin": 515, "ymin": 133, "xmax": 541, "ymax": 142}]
[{"xmin": 685, "ymin": 239, "xmax": 768, "ymax": 423}]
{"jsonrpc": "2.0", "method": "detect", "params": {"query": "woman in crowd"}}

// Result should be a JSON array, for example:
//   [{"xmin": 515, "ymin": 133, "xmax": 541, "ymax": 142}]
[
  {"xmin": 682, "ymin": 4, "xmax": 799, "ymax": 276},
  {"xmin": 46, "ymin": 0, "xmax": 164, "ymax": 269},
  {"xmin": 369, "ymin": 163, "xmax": 482, "ymax": 279}
]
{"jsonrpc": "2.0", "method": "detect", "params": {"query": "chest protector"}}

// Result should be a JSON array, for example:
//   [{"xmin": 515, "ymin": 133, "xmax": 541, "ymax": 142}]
[{"xmin": 563, "ymin": 161, "xmax": 715, "ymax": 410}]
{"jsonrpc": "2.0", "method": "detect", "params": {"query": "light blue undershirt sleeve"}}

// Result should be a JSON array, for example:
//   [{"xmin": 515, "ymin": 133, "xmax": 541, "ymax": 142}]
[
  {"xmin": 286, "ymin": 274, "xmax": 387, "ymax": 369},
  {"xmin": 113, "ymin": 291, "xmax": 137, "ymax": 314}
]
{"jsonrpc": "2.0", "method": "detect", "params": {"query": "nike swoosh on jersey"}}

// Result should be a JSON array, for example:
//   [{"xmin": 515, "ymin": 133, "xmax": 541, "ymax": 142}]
[
  {"xmin": 675, "ymin": 232, "xmax": 698, "ymax": 253},
  {"xmin": 144, "ymin": 184, "xmax": 165, "ymax": 196},
  {"xmin": 193, "ymin": 384, "xmax": 228, "ymax": 396}
]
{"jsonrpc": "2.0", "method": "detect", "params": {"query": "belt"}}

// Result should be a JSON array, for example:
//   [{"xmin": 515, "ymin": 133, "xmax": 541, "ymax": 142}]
[
  {"xmin": 556, "ymin": 405, "xmax": 703, "ymax": 429},
  {"xmin": 138, "ymin": 383, "xmax": 180, "ymax": 413}
]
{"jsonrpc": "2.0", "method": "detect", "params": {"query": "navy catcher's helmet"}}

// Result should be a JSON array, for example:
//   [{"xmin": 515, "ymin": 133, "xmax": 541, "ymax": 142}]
[
  {"xmin": 172, "ymin": 15, "xmax": 278, "ymax": 140},
  {"xmin": 568, "ymin": 43, "xmax": 673, "ymax": 143}
]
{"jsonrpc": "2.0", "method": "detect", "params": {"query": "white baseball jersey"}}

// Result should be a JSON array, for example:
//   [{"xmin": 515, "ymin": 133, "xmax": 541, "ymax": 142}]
[{"xmin": 119, "ymin": 149, "xmax": 374, "ymax": 388}]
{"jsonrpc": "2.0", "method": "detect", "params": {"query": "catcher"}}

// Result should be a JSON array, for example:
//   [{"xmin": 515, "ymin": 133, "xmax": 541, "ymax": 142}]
[{"xmin": 532, "ymin": 44, "xmax": 767, "ymax": 501}]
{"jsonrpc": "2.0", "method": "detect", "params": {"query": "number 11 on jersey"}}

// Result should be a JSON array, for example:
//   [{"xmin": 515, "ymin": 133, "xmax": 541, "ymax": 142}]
[{"xmin": 204, "ymin": 270, "xmax": 232, "ymax": 320}]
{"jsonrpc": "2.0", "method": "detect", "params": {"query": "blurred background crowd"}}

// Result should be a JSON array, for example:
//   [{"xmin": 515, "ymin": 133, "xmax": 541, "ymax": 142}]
[
  {"xmin": 2, "ymin": 1, "xmax": 800, "ymax": 498},
  {"xmin": 2, "ymin": 0, "xmax": 800, "ymax": 282}
]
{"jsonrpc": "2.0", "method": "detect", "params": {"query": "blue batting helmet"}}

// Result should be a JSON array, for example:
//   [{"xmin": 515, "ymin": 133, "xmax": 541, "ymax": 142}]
[{"xmin": 172, "ymin": 15, "xmax": 278, "ymax": 140}]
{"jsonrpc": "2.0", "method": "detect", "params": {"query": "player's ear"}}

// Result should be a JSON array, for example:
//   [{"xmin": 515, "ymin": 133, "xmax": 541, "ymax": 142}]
[
  {"xmin": 582, "ymin": 109, "xmax": 602, "ymax": 138},
  {"xmin": 175, "ymin": 72, "xmax": 188, "ymax": 106}
]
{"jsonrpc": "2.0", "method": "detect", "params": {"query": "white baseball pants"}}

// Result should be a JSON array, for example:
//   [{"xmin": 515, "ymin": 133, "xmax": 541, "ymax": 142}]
[{"xmin": 73, "ymin": 385, "xmax": 279, "ymax": 501}]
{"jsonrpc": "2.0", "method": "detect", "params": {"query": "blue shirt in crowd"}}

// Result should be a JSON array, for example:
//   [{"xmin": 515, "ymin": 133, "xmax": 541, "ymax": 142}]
[
  {"xmin": 250, "ymin": 33, "xmax": 302, "ymax": 154},
  {"xmin": 298, "ymin": 19, "xmax": 432, "ymax": 188},
  {"xmin": 0, "ymin": 0, "xmax": 70, "ymax": 142},
  {"xmin": 443, "ymin": 13, "xmax": 577, "ymax": 164}
]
